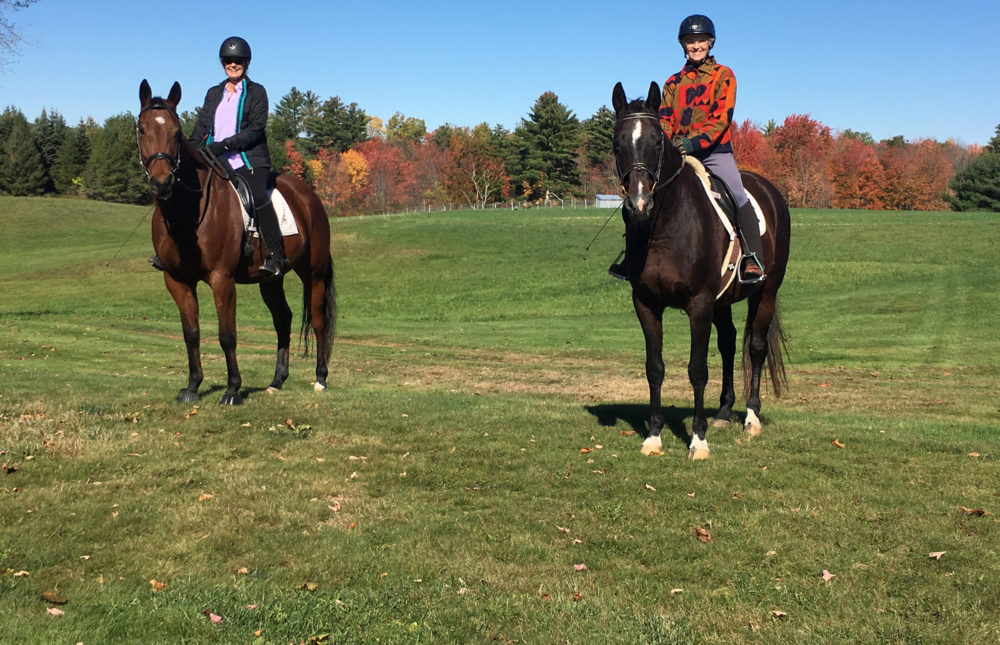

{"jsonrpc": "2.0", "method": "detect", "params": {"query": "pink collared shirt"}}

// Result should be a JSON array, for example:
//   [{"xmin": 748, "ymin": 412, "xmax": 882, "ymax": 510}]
[{"xmin": 214, "ymin": 81, "xmax": 244, "ymax": 170}]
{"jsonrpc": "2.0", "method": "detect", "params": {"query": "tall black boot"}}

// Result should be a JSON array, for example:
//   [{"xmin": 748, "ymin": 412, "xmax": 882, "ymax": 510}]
[
  {"xmin": 255, "ymin": 201, "xmax": 285, "ymax": 279},
  {"xmin": 736, "ymin": 202, "xmax": 765, "ymax": 283}
]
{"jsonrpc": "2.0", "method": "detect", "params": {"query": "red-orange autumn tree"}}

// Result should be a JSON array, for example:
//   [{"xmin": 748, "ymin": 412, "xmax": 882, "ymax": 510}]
[
  {"xmin": 440, "ymin": 126, "xmax": 511, "ymax": 209},
  {"xmin": 355, "ymin": 138, "xmax": 417, "ymax": 214},
  {"xmin": 768, "ymin": 114, "xmax": 834, "ymax": 208}
]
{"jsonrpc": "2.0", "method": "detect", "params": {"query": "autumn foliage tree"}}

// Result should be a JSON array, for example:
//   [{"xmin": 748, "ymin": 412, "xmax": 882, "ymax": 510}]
[{"xmin": 440, "ymin": 125, "xmax": 511, "ymax": 209}]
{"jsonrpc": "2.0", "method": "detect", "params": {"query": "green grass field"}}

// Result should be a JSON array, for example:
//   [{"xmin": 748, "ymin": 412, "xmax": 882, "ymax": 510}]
[{"xmin": 1, "ymin": 196, "xmax": 999, "ymax": 643}]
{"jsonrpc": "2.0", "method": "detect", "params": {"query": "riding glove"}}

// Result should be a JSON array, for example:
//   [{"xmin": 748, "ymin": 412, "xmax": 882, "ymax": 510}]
[
  {"xmin": 207, "ymin": 141, "xmax": 228, "ymax": 157},
  {"xmin": 672, "ymin": 137, "xmax": 694, "ymax": 155}
]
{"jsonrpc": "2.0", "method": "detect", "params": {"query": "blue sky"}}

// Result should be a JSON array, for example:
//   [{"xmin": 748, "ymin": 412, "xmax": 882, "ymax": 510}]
[{"xmin": 2, "ymin": 0, "xmax": 998, "ymax": 146}]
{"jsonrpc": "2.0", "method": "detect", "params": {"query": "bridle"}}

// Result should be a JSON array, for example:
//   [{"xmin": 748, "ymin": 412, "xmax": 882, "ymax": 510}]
[
  {"xmin": 135, "ymin": 99, "xmax": 182, "ymax": 182},
  {"xmin": 615, "ymin": 112, "xmax": 685, "ymax": 195}
]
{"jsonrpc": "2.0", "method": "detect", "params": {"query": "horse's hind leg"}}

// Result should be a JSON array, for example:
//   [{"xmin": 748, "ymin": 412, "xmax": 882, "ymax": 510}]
[
  {"xmin": 712, "ymin": 304, "xmax": 737, "ymax": 427},
  {"xmin": 164, "ymin": 276, "xmax": 203, "ymax": 403},
  {"xmin": 259, "ymin": 280, "xmax": 292, "ymax": 392},
  {"xmin": 305, "ymin": 260, "xmax": 335, "ymax": 391},
  {"xmin": 743, "ymin": 292, "xmax": 774, "ymax": 436}
]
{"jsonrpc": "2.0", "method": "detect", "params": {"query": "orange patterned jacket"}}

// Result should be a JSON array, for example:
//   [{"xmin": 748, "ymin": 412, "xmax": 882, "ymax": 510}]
[{"xmin": 659, "ymin": 56, "xmax": 736, "ymax": 155}]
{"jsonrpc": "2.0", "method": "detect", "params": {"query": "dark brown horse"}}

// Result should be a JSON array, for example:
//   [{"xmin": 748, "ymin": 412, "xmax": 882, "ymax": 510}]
[
  {"xmin": 136, "ymin": 80, "xmax": 336, "ymax": 405},
  {"xmin": 612, "ymin": 82, "xmax": 789, "ymax": 459}
]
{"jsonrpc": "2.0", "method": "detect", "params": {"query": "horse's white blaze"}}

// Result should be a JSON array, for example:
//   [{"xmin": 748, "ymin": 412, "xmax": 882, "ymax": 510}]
[
  {"xmin": 744, "ymin": 409, "xmax": 761, "ymax": 428},
  {"xmin": 155, "ymin": 115, "xmax": 166, "ymax": 125},
  {"xmin": 630, "ymin": 120, "xmax": 649, "ymax": 211}
]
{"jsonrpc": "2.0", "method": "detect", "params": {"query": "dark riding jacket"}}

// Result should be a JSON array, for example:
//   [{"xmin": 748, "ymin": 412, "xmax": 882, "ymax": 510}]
[{"xmin": 189, "ymin": 77, "xmax": 271, "ymax": 170}]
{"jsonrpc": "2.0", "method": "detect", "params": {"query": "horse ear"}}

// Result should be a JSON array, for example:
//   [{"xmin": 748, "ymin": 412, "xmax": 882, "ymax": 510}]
[
  {"xmin": 646, "ymin": 81, "xmax": 661, "ymax": 112},
  {"xmin": 167, "ymin": 81, "xmax": 182, "ymax": 108},
  {"xmin": 139, "ymin": 79, "xmax": 152, "ymax": 107},
  {"xmin": 612, "ymin": 82, "xmax": 627, "ymax": 115}
]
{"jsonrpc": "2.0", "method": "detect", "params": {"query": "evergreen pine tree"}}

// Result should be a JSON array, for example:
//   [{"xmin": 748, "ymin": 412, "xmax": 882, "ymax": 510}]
[
  {"xmin": 33, "ymin": 108, "xmax": 68, "ymax": 191},
  {"xmin": 0, "ymin": 111, "xmax": 48, "ymax": 196},
  {"xmin": 82, "ymin": 113, "xmax": 150, "ymax": 204},
  {"xmin": 947, "ymin": 148, "xmax": 1000, "ymax": 212},
  {"xmin": 511, "ymin": 92, "xmax": 582, "ymax": 200},
  {"xmin": 51, "ymin": 122, "xmax": 91, "ymax": 195}
]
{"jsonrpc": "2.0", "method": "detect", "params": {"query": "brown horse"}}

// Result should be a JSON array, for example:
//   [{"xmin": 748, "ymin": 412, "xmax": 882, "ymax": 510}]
[
  {"xmin": 136, "ymin": 80, "xmax": 336, "ymax": 405},
  {"xmin": 612, "ymin": 82, "xmax": 789, "ymax": 459}
]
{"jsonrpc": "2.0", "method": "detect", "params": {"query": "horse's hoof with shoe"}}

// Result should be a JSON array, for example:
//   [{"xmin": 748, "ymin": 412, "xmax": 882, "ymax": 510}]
[
  {"xmin": 176, "ymin": 389, "xmax": 200, "ymax": 404},
  {"xmin": 641, "ymin": 436, "xmax": 664, "ymax": 456}
]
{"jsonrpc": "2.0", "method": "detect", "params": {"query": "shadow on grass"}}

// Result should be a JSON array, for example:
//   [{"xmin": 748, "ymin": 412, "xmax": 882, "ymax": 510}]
[{"xmin": 585, "ymin": 403, "xmax": 693, "ymax": 447}]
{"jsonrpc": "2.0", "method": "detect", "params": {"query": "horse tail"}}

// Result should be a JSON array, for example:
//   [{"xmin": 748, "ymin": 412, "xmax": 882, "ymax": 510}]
[
  {"xmin": 742, "ymin": 304, "xmax": 788, "ymax": 399},
  {"xmin": 299, "ymin": 254, "xmax": 337, "ymax": 360}
]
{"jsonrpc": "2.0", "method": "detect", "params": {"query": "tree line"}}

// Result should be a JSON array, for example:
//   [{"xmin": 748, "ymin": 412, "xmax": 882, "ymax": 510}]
[{"xmin": 1, "ymin": 90, "xmax": 998, "ymax": 213}]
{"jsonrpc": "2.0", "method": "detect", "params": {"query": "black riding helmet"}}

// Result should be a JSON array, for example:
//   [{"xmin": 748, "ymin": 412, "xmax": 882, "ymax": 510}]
[
  {"xmin": 219, "ymin": 36, "xmax": 251, "ymax": 64},
  {"xmin": 678, "ymin": 14, "xmax": 715, "ymax": 41}
]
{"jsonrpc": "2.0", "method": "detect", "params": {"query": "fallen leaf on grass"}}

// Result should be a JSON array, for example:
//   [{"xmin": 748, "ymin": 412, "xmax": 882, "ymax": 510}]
[
  {"xmin": 198, "ymin": 493, "xmax": 212, "ymax": 502},
  {"xmin": 348, "ymin": 455, "xmax": 368, "ymax": 461},
  {"xmin": 573, "ymin": 563, "xmax": 588, "ymax": 571},
  {"xmin": 749, "ymin": 621, "xmax": 760, "ymax": 632},
  {"xmin": 928, "ymin": 551, "xmax": 946, "ymax": 560},
  {"xmin": 13, "ymin": 571, "xmax": 29, "ymax": 578},
  {"xmin": 572, "ymin": 593, "xmax": 583, "ymax": 602},
  {"xmin": 41, "ymin": 591, "xmax": 67, "ymax": 604},
  {"xmin": 820, "ymin": 570, "xmax": 836, "ymax": 582},
  {"xmin": 202, "ymin": 610, "xmax": 223, "ymax": 624},
  {"xmin": 184, "ymin": 406, "xmax": 198, "ymax": 419},
  {"xmin": 620, "ymin": 430, "xmax": 636, "ymax": 436},
  {"xmin": 670, "ymin": 588, "xmax": 683, "ymax": 595},
  {"xmin": 299, "ymin": 582, "xmax": 319, "ymax": 592},
  {"xmin": 236, "ymin": 567, "xmax": 249, "ymax": 575},
  {"xmin": 831, "ymin": 438, "xmax": 845, "ymax": 448},
  {"xmin": 254, "ymin": 629, "xmax": 264, "ymax": 637},
  {"xmin": 771, "ymin": 610, "xmax": 787, "ymax": 619},
  {"xmin": 284, "ymin": 418, "xmax": 296, "ymax": 430},
  {"xmin": 694, "ymin": 526, "xmax": 712, "ymax": 543},
  {"xmin": 643, "ymin": 483, "xmax": 656, "ymax": 492},
  {"xmin": 968, "ymin": 452, "xmax": 980, "ymax": 457},
  {"xmin": 47, "ymin": 607, "xmax": 63, "ymax": 616},
  {"xmin": 244, "ymin": 604, "xmax": 258, "ymax": 610},
  {"xmin": 556, "ymin": 525, "xmax": 570, "ymax": 534},
  {"xmin": 1, "ymin": 462, "xmax": 15, "ymax": 475},
  {"xmin": 686, "ymin": 492, "xmax": 696, "ymax": 498},
  {"xmin": 960, "ymin": 507, "xmax": 991, "ymax": 516},
  {"xmin": 580, "ymin": 447, "xmax": 593, "ymax": 454},
  {"xmin": 150, "ymin": 579, "xmax": 167, "ymax": 592}
]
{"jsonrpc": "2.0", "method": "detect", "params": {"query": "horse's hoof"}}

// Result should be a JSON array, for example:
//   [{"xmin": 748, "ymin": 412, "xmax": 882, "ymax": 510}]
[
  {"xmin": 177, "ymin": 389, "xmax": 200, "ymax": 403},
  {"xmin": 641, "ymin": 437, "xmax": 664, "ymax": 456},
  {"xmin": 712, "ymin": 418, "xmax": 731, "ymax": 428},
  {"xmin": 313, "ymin": 382, "xmax": 326, "ymax": 392},
  {"xmin": 745, "ymin": 424, "xmax": 762, "ymax": 437},
  {"xmin": 688, "ymin": 448, "xmax": 711, "ymax": 460},
  {"xmin": 266, "ymin": 386, "xmax": 280, "ymax": 395},
  {"xmin": 219, "ymin": 392, "xmax": 243, "ymax": 405}
]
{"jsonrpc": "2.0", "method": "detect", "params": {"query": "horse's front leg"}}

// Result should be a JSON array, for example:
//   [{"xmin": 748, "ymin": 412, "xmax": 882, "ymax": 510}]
[
  {"xmin": 209, "ymin": 275, "xmax": 242, "ymax": 405},
  {"xmin": 164, "ymin": 275, "xmax": 203, "ymax": 403},
  {"xmin": 686, "ymin": 296, "xmax": 715, "ymax": 460},
  {"xmin": 634, "ymin": 298, "xmax": 665, "ymax": 456},
  {"xmin": 712, "ymin": 304, "xmax": 737, "ymax": 427},
  {"xmin": 259, "ymin": 279, "xmax": 292, "ymax": 392}
]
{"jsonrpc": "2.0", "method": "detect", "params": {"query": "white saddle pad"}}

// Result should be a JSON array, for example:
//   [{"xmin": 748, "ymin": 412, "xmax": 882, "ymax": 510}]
[{"xmin": 237, "ymin": 185, "xmax": 299, "ymax": 237}]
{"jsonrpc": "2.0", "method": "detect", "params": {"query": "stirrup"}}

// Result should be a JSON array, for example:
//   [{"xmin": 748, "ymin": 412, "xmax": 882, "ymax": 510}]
[
  {"xmin": 608, "ymin": 250, "xmax": 628, "ymax": 281},
  {"xmin": 739, "ymin": 254, "xmax": 766, "ymax": 285},
  {"xmin": 149, "ymin": 255, "xmax": 166, "ymax": 271},
  {"xmin": 259, "ymin": 254, "xmax": 284, "ymax": 279}
]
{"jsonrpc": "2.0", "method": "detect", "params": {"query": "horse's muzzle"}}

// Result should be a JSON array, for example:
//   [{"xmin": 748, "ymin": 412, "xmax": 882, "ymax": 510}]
[
  {"xmin": 624, "ymin": 192, "xmax": 654, "ymax": 223},
  {"xmin": 149, "ymin": 176, "xmax": 175, "ymax": 201}
]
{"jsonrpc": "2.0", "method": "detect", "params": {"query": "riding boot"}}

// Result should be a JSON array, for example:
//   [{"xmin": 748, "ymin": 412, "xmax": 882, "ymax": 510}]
[
  {"xmin": 255, "ymin": 201, "xmax": 285, "ymax": 279},
  {"xmin": 736, "ymin": 201, "xmax": 765, "ymax": 283}
]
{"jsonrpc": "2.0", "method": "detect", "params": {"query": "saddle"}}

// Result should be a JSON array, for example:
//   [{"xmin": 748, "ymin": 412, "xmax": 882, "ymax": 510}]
[{"xmin": 684, "ymin": 157, "xmax": 766, "ymax": 298}]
